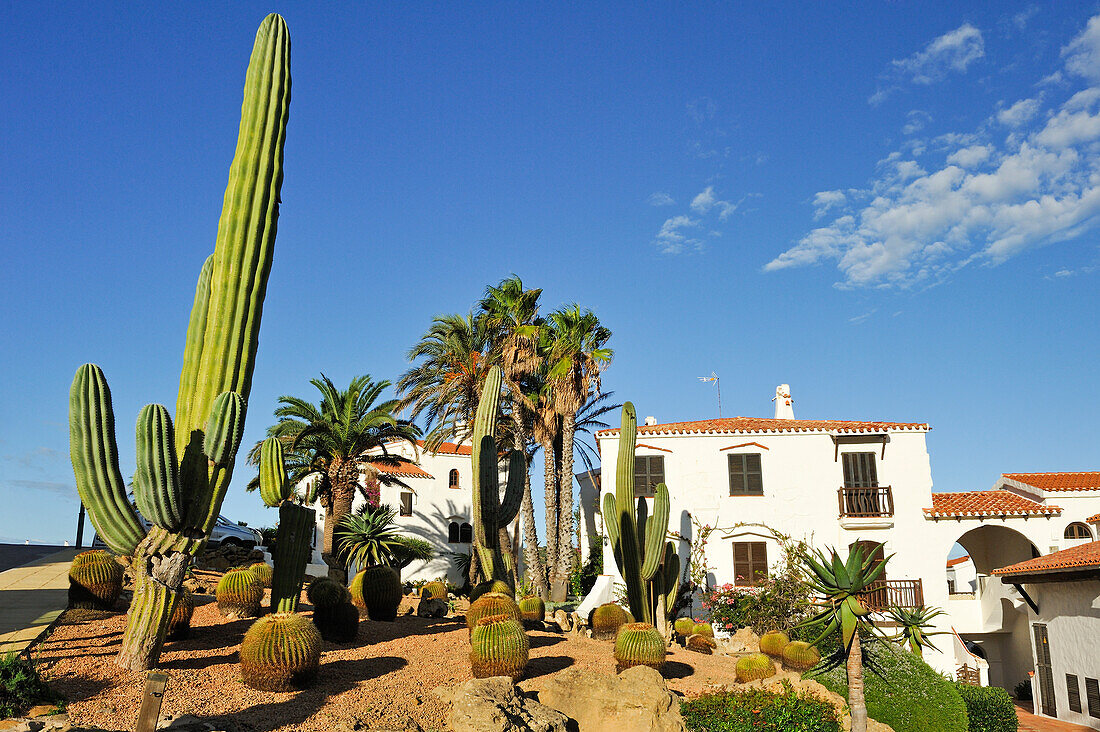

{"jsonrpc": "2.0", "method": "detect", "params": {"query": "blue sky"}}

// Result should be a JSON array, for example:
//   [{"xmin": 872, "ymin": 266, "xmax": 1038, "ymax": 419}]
[{"xmin": 3, "ymin": 2, "xmax": 1100, "ymax": 544}]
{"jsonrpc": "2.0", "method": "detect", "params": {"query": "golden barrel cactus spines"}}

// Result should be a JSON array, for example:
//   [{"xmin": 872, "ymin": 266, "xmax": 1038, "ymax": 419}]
[
  {"xmin": 470, "ymin": 614, "xmax": 529, "ymax": 681},
  {"xmin": 216, "ymin": 569, "xmax": 264, "ymax": 619},
  {"xmin": 673, "ymin": 617, "xmax": 696, "ymax": 638},
  {"xmin": 735, "ymin": 652, "xmax": 776, "ymax": 683},
  {"xmin": 692, "ymin": 622, "xmax": 714, "ymax": 638},
  {"xmin": 782, "ymin": 640, "xmax": 821, "ymax": 670},
  {"xmin": 249, "ymin": 562, "xmax": 273, "ymax": 588},
  {"xmin": 240, "ymin": 613, "xmax": 322, "ymax": 692},
  {"xmin": 349, "ymin": 565, "xmax": 402, "ymax": 621},
  {"xmin": 68, "ymin": 553, "xmax": 124, "ymax": 610},
  {"xmin": 759, "ymin": 630, "xmax": 790, "ymax": 657},
  {"xmin": 420, "ymin": 580, "xmax": 448, "ymax": 601},
  {"xmin": 166, "ymin": 589, "xmax": 195, "ymax": 641},
  {"xmin": 313, "ymin": 601, "xmax": 359, "ymax": 644},
  {"xmin": 614, "ymin": 622, "xmax": 667, "ymax": 673},
  {"xmin": 686, "ymin": 633, "xmax": 717, "ymax": 655},
  {"xmin": 518, "ymin": 596, "xmax": 545, "ymax": 622},
  {"xmin": 258, "ymin": 437, "xmax": 289, "ymax": 508},
  {"xmin": 466, "ymin": 592, "xmax": 522, "ymax": 633},
  {"xmin": 590, "ymin": 603, "xmax": 630, "ymax": 640},
  {"xmin": 471, "ymin": 579, "xmax": 513, "ymax": 602},
  {"xmin": 306, "ymin": 577, "xmax": 350, "ymax": 609},
  {"xmin": 71, "ymin": 549, "xmax": 113, "ymax": 570},
  {"xmin": 133, "ymin": 404, "xmax": 183, "ymax": 531}
]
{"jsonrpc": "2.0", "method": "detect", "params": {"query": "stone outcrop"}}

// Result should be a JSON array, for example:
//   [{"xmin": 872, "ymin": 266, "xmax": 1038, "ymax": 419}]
[
  {"xmin": 448, "ymin": 677, "xmax": 569, "ymax": 732},
  {"xmin": 539, "ymin": 666, "xmax": 685, "ymax": 732},
  {"xmin": 416, "ymin": 597, "xmax": 448, "ymax": 618}
]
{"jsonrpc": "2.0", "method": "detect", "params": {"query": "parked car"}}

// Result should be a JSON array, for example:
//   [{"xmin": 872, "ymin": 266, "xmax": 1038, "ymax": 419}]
[{"xmin": 92, "ymin": 514, "xmax": 262, "ymax": 550}]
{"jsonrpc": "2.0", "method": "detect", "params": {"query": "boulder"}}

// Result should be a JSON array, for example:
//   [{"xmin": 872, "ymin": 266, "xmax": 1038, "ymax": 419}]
[
  {"xmin": 449, "ymin": 677, "xmax": 569, "ymax": 732},
  {"xmin": 717, "ymin": 626, "xmax": 760, "ymax": 655},
  {"xmin": 552, "ymin": 609, "xmax": 571, "ymax": 633},
  {"xmin": 416, "ymin": 597, "xmax": 448, "ymax": 618},
  {"xmin": 539, "ymin": 666, "xmax": 685, "ymax": 732}
]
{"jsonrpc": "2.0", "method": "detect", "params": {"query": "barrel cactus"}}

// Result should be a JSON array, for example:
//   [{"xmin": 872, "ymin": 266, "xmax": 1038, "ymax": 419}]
[
  {"xmin": 466, "ymin": 592, "xmax": 522, "ymax": 633},
  {"xmin": 759, "ymin": 630, "xmax": 789, "ymax": 657},
  {"xmin": 673, "ymin": 617, "xmax": 696, "ymax": 638},
  {"xmin": 782, "ymin": 640, "xmax": 821, "ymax": 670},
  {"xmin": 68, "ymin": 552, "xmax": 123, "ymax": 610},
  {"xmin": 735, "ymin": 652, "xmax": 776, "ymax": 682},
  {"xmin": 590, "ymin": 603, "xmax": 630, "ymax": 640},
  {"xmin": 240, "ymin": 613, "xmax": 322, "ymax": 691},
  {"xmin": 249, "ymin": 562, "xmax": 273, "ymax": 588},
  {"xmin": 314, "ymin": 600, "xmax": 359, "ymax": 644},
  {"xmin": 614, "ymin": 622, "xmax": 666, "ymax": 673},
  {"xmin": 470, "ymin": 614, "xmax": 529, "ymax": 681},
  {"xmin": 166, "ymin": 589, "xmax": 195, "ymax": 641},
  {"xmin": 349, "ymin": 565, "xmax": 402, "ymax": 621},
  {"xmin": 692, "ymin": 622, "xmax": 714, "ymax": 638},
  {"xmin": 686, "ymin": 633, "xmax": 717, "ymax": 654},
  {"xmin": 216, "ymin": 569, "xmax": 264, "ymax": 619},
  {"xmin": 470, "ymin": 579, "xmax": 513, "ymax": 602},
  {"xmin": 421, "ymin": 580, "xmax": 448, "ymax": 601},
  {"xmin": 518, "ymin": 596, "xmax": 545, "ymax": 623},
  {"xmin": 307, "ymin": 577, "xmax": 349, "ymax": 608},
  {"xmin": 71, "ymin": 549, "xmax": 113, "ymax": 570}
]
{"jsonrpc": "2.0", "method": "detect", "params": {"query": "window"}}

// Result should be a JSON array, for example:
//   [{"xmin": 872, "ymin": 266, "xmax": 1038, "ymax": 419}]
[
  {"xmin": 1087, "ymin": 678, "xmax": 1100, "ymax": 719},
  {"xmin": 634, "ymin": 456, "xmax": 665, "ymax": 498},
  {"xmin": 1065, "ymin": 522, "xmax": 1092, "ymax": 540},
  {"xmin": 399, "ymin": 492, "xmax": 413, "ymax": 517},
  {"xmin": 728, "ymin": 453, "xmax": 763, "ymax": 496},
  {"xmin": 947, "ymin": 579, "xmax": 956, "ymax": 594},
  {"xmin": 842, "ymin": 452, "xmax": 878, "ymax": 488},
  {"xmin": 448, "ymin": 522, "xmax": 460, "ymax": 543},
  {"xmin": 449, "ymin": 469, "xmax": 460, "ymax": 488},
  {"xmin": 733, "ymin": 541, "xmax": 768, "ymax": 586},
  {"xmin": 459, "ymin": 523, "xmax": 473, "ymax": 544},
  {"xmin": 1068, "ymin": 674, "xmax": 1082, "ymax": 714}
]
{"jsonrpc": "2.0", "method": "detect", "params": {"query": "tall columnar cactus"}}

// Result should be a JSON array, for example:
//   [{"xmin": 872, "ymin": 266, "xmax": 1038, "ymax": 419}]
[
  {"xmin": 67, "ymin": 14, "xmax": 291, "ymax": 671},
  {"xmin": 469, "ymin": 614, "xmax": 529, "ymax": 681},
  {"xmin": 257, "ymin": 437, "xmax": 316, "ymax": 613},
  {"xmin": 602, "ymin": 403, "xmax": 679, "ymax": 627},
  {"xmin": 470, "ymin": 366, "xmax": 524, "ymax": 587},
  {"xmin": 613, "ymin": 623, "xmax": 667, "ymax": 672}
]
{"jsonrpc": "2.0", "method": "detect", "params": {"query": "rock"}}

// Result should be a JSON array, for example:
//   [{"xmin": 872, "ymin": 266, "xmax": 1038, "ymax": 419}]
[
  {"xmin": 431, "ymin": 685, "xmax": 454, "ymax": 704},
  {"xmin": 0, "ymin": 721, "xmax": 44, "ymax": 732},
  {"xmin": 416, "ymin": 597, "xmax": 448, "ymax": 618},
  {"xmin": 449, "ymin": 677, "xmax": 569, "ymax": 732},
  {"xmin": 717, "ymin": 626, "xmax": 760, "ymax": 655},
  {"xmin": 540, "ymin": 666, "xmax": 685, "ymax": 732},
  {"xmin": 552, "ymin": 609, "xmax": 571, "ymax": 633}
]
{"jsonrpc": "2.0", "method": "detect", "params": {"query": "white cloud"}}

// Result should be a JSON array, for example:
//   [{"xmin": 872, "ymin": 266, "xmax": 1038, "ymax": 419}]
[
  {"xmin": 892, "ymin": 23, "xmax": 985, "ymax": 84},
  {"xmin": 654, "ymin": 215, "xmax": 702, "ymax": 254},
  {"xmin": 1063, "ymin": 15, "xmax": 1100, "ymax": 82},
  {"xmin": 689, "ymin": 186, "xmax": 742, "ymax": 220},
  {"xmin": 768, "ymin": 14, "xmax": 1100, "ymax": 288},
  {"xmin": 848, "ymin": 309, "xmax": 877, "ymax": 325},
  {"xmin": 903, "ymin": 110, "xmax": 932, "ymax": 135},
  {"xmin": 1012, "ymin": 6, "xmax": 1039, "ymax": 32},
  {"xmin": 997, "ymin": 98, "xmax": 1040, "ymax": 126},
  {"xmin": 647, "ymin": 192, "xmax": 675, "ymax": 206}
]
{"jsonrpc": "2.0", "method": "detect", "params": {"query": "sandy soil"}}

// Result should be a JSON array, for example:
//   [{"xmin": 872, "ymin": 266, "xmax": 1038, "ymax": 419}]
[{"xmin": 32, "ymin": 591, "xmax": 744, "ymax": 732}]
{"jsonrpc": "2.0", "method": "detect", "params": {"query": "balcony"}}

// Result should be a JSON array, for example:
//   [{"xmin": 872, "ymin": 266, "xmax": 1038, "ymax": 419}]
[
  {"xmin": 861, "ymin": 578, "xmax": 924, "ymax": 611},
  {"xmin": 838, "ymin": 486, "xmax": 895, "ymax": 529}
]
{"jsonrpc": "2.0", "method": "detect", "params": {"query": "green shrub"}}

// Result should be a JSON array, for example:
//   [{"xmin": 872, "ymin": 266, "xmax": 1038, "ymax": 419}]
[
  {"xmin": 954, "ymin": 683, "xmax": 1017, "ymax": 732},
  {"xmin": 805, "ymin": 639, "xmax": 968, "ymax": 732},
  {"xmin": 0, "ymin": 653, "xmax": 58, "ymax": 718},
  {"xmin": 681, "ymin": 681, "xmax": 840, "ymax": 732}
]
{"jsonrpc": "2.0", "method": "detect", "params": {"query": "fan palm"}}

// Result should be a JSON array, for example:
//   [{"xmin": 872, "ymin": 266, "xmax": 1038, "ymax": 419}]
[
  {"xmin": 886, "ymin": 604, "xmax": 947, "ymax": 657},
  {"xmin": 798, "ymin": 544, "xmax": 891, "ymax": 732}
]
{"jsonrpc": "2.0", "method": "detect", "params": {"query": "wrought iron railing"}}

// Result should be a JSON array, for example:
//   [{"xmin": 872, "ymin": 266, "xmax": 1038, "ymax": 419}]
[{"xmin": 837, "ymin": 486, "xmax": 894, "ymax": 518}]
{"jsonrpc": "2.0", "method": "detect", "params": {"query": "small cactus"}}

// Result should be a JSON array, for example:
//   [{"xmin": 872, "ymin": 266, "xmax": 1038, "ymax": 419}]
[
  {"xmin": 313, "ymin": 601, "xmax": 359, "ymax": 644},
  {"xmin": 614, "ymin": 622, "xmax": 666, "ymax": 673},
  {"xmin": 166, "ymin": 589, "xmax": 195, "ymax": 641},
  {"xmin": 470, "ymin": 614, "xmax": 528, "ymax": 681},
  {"xmin": 466, "ymin": 592, "xmax": 522, "ymax": 633},
  {"xmin": 590, "ymin": 603, "xmax": 630, "ymax": 640},
  {"xmin": 420, "ymin": 580, "xmax": 448, "ymax": 601},
  {"xmin": 249, "ymin": 562, "xmax": 273, "ymax": 588},
  {"xmin": 692, "ymin": 622, "xmax": 714, "ymax": 638},
  {"xmin": 686, "ymin": 633, "xmax": 717, "ymax": 655},
  {"xmin": 782, "ymin": 640, "xmax": 821, "ymax": 670},
  {"xmin": 68, "ymin": 553, "xmax": 123, "ymax": 610},
  {"xmin": 470, "ymin": 579, "xmax": 513, "ymax": 602},
  {"xmin": 306, "ymin": 577, "xmax": 350, "ymax": 609},
  {"xmin": 759, "ymin": 630, "xmax": 789, "ymax": 657},
  {"xmin": 240, "ymin": 613, "xmax": 322, "ymax": 692},
  {"xmin": 216, "ymin": 569, "xmax": 264, "ymax": 619},
  {"xmin": 673, "ymin": 617, "xmax": 696, "ymax": 638},
  {"xmin": 349, "ymin": 565, "xmax": 402, "ymax": 621},
  {"xmin": 735, "ymin": 652, "xmax": 776, "ymax": 682},
  {"xmin": 518, "ymin": 596, "xmax": 545, "ymax": 623}
]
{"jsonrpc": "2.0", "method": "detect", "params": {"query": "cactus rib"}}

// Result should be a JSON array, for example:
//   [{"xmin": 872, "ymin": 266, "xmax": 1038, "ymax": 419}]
[{"xmin": 134, "ymin": 404, "xmax": 183, "ymax": 531}]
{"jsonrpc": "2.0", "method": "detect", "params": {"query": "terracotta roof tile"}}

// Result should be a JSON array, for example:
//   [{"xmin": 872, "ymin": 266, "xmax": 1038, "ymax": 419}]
[
  {"xmin": 1089, "ymin": 513, "xmax": 1100, "ymax": 523},
  {"xmin": 946, "ymin": 555, "xmax": 971, "ymax": 568},
  {"xmin": 993, "ymin": 541, "xmax": 1100, "ymax": 577},
  {"xmin": 595, "ymin": 417, "xmax": 927, "ymax": 438},
  {"xmin": 364, "ymin": 459, "xmax": 433, "ymax": 479},
  {"xmin": 1002, "ymin": 472, "xmax": 1100, "ymax": 492},
  {"xmin": 923, "ymin": 490, "xmax": 1061, "ymax": 519},
  {"xmin": 417, "ymin": 440, "xmax": 472, "ymax": 456}
]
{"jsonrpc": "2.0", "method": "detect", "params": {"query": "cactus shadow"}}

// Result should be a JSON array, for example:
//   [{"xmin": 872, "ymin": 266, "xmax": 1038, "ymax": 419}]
[
  {"xmin": 523, "ymin": 655, "xmax": 574, "ymax": 680},
  {"xmin": 527, "ymin": 634, "xmax": 565, "ymax": 649},
  {"xmin": 359, "ymin": 615, "xmax": 465, "ymax": 644},
  {"xmin": 661, "ymin": 660, "xmax": 694, "ymax": 679}
]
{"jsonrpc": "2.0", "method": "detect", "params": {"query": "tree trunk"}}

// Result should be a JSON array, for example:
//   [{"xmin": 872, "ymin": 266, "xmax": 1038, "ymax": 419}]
[
  {"xmin": 848, "ymin": 631, "xmax": 868, "ymax": 732},
  {"xmin": 469, "ymin": 546, "xmax": 483, "ymax": 587},
  {"xmin": 510, "ymin": 411, "xmax": 549, "ymax": 599},
  {"xmin": 549, "ymin": 430, "xmax": 568, "ymax": 602},
  {"xmin": 542, "ymin": 440, "xmax": 559, "ymax": 588},
  {"xmin": 323, "ymin": 456, "xmax": 358, "ymax": 584},
  {"xmin": 116, "ymin": 549, "xmax": 189, "ymax": 670},
  {"xmin": 556, "ymin": 411, "xmax": 577, "ymax": 600}
]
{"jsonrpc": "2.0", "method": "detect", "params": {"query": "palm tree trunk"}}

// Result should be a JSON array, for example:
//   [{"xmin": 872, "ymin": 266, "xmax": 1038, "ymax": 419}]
[
  {"xmin": 324, "ymin": 456, "xmax": 357, "ymax": 584},
  {"xmin": 512, "ymin": 412, "xmax": 548, "ymax": 598},
  {"xmin": 549, "ymin": 429, "xmax": 568, "ymax": 601},
  {"xmin": 554, "ymin": 411, "xmax": 578, "ymax": 602},
  {"xmin": 848, "ymin": 632, "xmax": 868, "ymax": 732},
  {"xmin": 542, "ymin": 440, "xmax": 559, "ymax": 587}
]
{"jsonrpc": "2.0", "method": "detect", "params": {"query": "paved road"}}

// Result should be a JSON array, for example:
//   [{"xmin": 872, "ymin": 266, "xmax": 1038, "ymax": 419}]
[{"xmin": 0, "ymin": 544, "xmax": 69, "ymax": 573}]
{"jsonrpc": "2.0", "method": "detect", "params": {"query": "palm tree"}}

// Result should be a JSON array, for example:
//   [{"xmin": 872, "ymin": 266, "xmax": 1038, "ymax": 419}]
[
  {"xmin": 544, "ymin": 305, "xmax": 612, "ymax": 600},
  {"xmin": 800, "ymin": 544, "xmax": 891, "ymax": 732},
  {"xmin": 259, "ymin": 374, "xmax": 420, "ymax": 582},
  {"xmin": 479, "ymin": 276, "xmax": 550, "ymax": 598}
]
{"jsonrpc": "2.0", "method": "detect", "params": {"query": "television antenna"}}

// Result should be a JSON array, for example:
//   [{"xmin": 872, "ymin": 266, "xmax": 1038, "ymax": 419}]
[{"xmin": 697, "ymin": 372, "xmax": 721, "ymax": 417}]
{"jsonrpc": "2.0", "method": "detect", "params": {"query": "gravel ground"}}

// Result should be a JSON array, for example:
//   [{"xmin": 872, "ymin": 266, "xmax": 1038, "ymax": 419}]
[{"xmin": 32, "ymin": 592, "xmax": 743, "ymax": 732}]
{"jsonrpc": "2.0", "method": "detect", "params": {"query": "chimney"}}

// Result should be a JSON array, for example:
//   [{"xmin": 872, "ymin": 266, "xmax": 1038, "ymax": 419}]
[
  {"xmin": 773, "ymin": 385, "xmax": 794, "ymax": 420},
  {"xmin": 644, "ymin": 416, "xmax": 657, "ymax": 426}
]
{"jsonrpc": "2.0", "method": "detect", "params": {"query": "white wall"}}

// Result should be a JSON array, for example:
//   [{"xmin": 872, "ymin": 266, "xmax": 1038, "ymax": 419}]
[{"xmin": 1026, "ymin": 579, "xmax": 1100, "ymax": 729}]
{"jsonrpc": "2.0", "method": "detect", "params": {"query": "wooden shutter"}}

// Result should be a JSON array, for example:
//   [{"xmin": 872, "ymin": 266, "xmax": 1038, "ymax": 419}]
[
  {"xmin": 842, "ymin": 452, "xmax": 879, "ymax": 488},
  {"xmin": 635, "ymin": 456, "xmax": 664, "ymax": 497},
  {"xmin": 728, "ymin": 454, "xmax": 763, "ymax": 495},
  {"xmin": 1067, "ymin": 674, "xmax": 1082, "ymax": 713},
  {"xmin": 1034, "ymin": 624, "xmax": 1057, "ymax": 718},
  {"xmin": 459, "ymin": 523, "xmax": 472, "ymax": 543},
  {"xmin": 733, "ymin": 542, "xmax": 768, "ymax": 586},
  {"xmin": 728, "ymin": 454, "xmax": 745, "ymax": 495},
  {"xmin": 400, "ymin": 492, "xmax": 413, "ymax": 516},
  {"xmin": 1086, "ymin": 678, "xmax": 1100, "ymax": 719}
]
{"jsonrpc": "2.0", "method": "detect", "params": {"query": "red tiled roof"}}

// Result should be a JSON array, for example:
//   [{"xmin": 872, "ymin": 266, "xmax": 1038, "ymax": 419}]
[
  {"xmin": 417, "ymin": 440, "xmax": 472, "ymax": 456},
  {"xmin": 595, "ymin": 417, "xmax": 927, "ymax": 438},
  {"xmin": 923, "ymin": 491, "xmax": 1061, "ymax": 519},
  {"xmin": 946, "ymin": 555, "xmax": 971, "ymax": 568},
  {"xmin": 1089, "ymin": 513, "xmax": 1100, "ymax": 523},
  {"xmin": 993, "ymin": 541, "xmax": 1100, "ymax": 577},
  {"xmin": 1002, "ymin": 472, "xmax": 1100, "ymax": 492},
  {"xmin": 364, "ymin": 459, "xmax": 433, "ymax": 479}
]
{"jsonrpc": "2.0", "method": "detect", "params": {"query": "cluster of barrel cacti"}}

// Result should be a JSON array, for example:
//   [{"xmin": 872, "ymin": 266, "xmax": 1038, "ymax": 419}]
[
  {"xmin": 759, "ymin": 630, "xmax": 789, "ymax": 657},
  {"xmin": 782, "ymin": 640, "xmax": 821, "ymax": 670},
  {"xmin": 470, "ymin": 579, "xmax": 512, "ymax": 602},
  {"xmin": 613, "ymin": 622, "xmax": 666, "ymax": 673},
  {"xmin": 67, "ymin": 550, "xmax": 123, "ymax": 610},
  {"xmin": 249, "ymin": 562, "xmax": 273, "ymax": 589},
  {"xmin": 590, "ymin": 602, "xmax": 631, "ymax": 640},
  {"xmin": 307, "ymin": 577, "xmax": 359, "ymax": 643},
  {"xmin": 466, "ymin": 592, "xmax": 522, "ymax": 633},
  {"xmin": 350, "ymin": 564, "xmax": 402, "ymax": 621},
  {"xmin": 603, "ymin": 403, "xmax": 680, "ymax": 629},
  {"xmin": 216, "ymin": 569, "xmax": 264, "ymax": 619},
  {"xmin": 685, "ymin": 634, "xmax": 716, "ymax": 654},
  {"xmin": 673, "ymin": 616, "xmax": 696, "ymax": 638},
  {"xmin": 66, "ymin": 12, "xmax": 292, "ymax": 671},
  {"xmin": 240, "ymin": 613, "xmax": 322, "ymax": 692},
  {"xmin": 736, "ymin": 652, "xmax": 776, "ymax": 682}
]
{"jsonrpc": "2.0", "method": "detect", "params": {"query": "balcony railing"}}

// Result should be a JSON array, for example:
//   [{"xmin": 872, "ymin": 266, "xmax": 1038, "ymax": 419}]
[
  {"xmin": 861, "ymin": 578, "xmax": 924, "ymax": 611},
  {"xmin": 838, "ymin": 486, "xmax": 894, "ymax": 518}
]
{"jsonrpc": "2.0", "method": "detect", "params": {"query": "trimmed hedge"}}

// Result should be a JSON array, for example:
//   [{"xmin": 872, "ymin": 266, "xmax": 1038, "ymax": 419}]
[
  {"xmin": 681, "ymin": 682, "xmax": 841, "ymax": 732},
  {"xmin": 954, "ymin": 683, "xmax": 1018, "ymax": 732},
  {"xmin": 805, "ymin": 639, "xmax": 969, "ymax": 732}
]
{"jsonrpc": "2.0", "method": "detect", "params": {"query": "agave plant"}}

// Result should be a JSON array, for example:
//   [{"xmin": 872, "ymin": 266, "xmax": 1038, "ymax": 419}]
[
  {"xmin": 886, "ymin": 604, "xmax": 947, "ymax": 657},
  {"xmin": 798, "ymin": 544, "xmax": 891, "ymax": 732},
  {"xmin": 335, "ymin": 504, "xmax": 431, "ymax": 570}
]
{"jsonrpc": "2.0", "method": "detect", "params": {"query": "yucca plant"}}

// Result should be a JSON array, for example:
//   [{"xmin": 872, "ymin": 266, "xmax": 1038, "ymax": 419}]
[
  {"xmin": 335, "ymin": 504, "xmax": 432, "ymax": 570},
  {"xmin": 797, "ymin": 544, "xmax": 891, "ymax": 732},
  {"xmin": 886, "ymin": 604, "xmax": 947, "ymax": 658}
]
